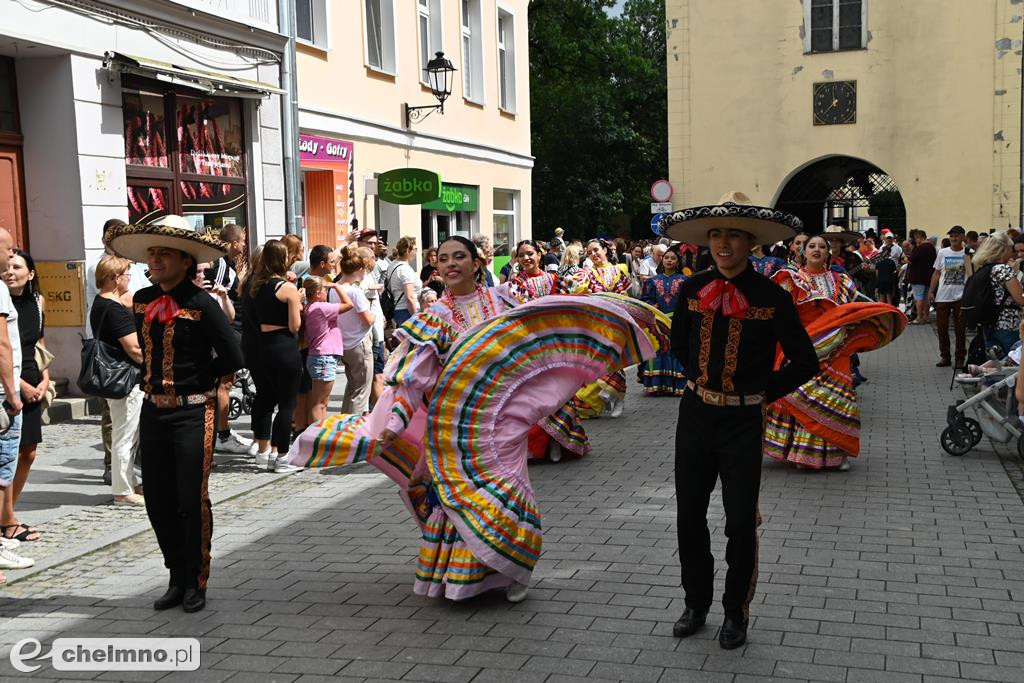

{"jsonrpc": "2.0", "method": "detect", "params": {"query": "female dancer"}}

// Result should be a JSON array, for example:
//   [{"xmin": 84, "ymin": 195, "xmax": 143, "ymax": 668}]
[
  {"xmin": 508, "ymin": 240, "xmax": 587, "ymax": 462},
  {"xmin": 566, "ymin": 239, "xmax": 633, "ymax": 418},
  {"xmin": 764, "ymin": 235, "xmax": 906, "ymax": 470},
  {"xmin": 289, "ymin": 236, "xmax": 661, "ymax": 602},
  {"xmin": 640, "ymin": 245, "xmax": 688, "ymax": 396}
]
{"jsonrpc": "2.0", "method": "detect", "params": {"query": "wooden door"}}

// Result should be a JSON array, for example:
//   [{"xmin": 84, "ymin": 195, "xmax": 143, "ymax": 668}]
[{"xmin": 0, "ymin": 146, "xmax": 27, "ymax": 249}]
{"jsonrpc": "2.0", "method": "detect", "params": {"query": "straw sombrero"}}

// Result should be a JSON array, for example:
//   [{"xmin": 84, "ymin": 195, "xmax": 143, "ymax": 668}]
[
  {"xmin": 657, "ymin": 191, "xmax": 802, "ymax": 246},
  {"xmin": 106, "ymin": 215, "xmax": 227, "ymax": 264},
  {"xmin": 822, "ymin": 224, "xmax": 861, "ymax": 246}
]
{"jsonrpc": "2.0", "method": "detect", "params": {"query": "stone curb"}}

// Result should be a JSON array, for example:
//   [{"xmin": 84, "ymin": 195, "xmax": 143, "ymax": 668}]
[{"xmin": 2, "ymin": 469, "xmax": 299, "ymax": 587}]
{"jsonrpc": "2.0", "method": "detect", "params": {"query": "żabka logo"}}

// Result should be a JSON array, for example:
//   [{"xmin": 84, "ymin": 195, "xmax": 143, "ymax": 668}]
[
  {"xmin": 10, "ymin": 638, "xmax": 201, "ymax": 672},
  {"xmin": 378, "ymin": 168, "xmax": 441, "ymax": 205}
]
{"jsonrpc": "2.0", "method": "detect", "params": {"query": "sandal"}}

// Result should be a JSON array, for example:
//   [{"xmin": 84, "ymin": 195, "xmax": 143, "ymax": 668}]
[{"xmin": 1, "ymin": 523, "xmax": 40, "ymax": 542}]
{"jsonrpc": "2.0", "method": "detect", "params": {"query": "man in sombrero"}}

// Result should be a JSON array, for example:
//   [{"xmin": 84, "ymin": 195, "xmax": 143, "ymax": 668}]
[
  {"xmin": 106, "ymin": 215, "xmax": 244, "ymax": 614},
  {"xmin": 661, "ymin": 192, "xmax": 819, "ymax": 649}
]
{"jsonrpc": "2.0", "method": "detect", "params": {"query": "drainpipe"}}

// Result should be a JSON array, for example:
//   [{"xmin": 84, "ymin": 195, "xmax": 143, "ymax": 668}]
[{"xmin": 279, "ymin": 0, "xmax": 301, "ymax": 235}]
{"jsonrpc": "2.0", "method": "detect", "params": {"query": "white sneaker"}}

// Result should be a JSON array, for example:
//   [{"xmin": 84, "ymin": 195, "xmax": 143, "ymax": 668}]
[
  {"xmin": 216, "ymin": 430, "xmax": 253, "ymax": 454},
  {"xmin": 549, "ymin": 442, "xmax": 563, "ymax": 463},
  {"xmin": 838, "ymin": 457, "xmax": 851, "ymax": 472},
  {"xmin": 254, "ymin": 450, "xmax": 272, "ymax": 470},
  {"xmin": 0, "ymin": 545, "xmax": 34, "ymax": 569},
  {"xmin": 273, "ymin": 456, "xmax": 302, "ymax": 473},
  {"xmin": 506, "ymin": 582, "xmax": 529, "ymax": 603},
  {"xmin": 248, "ymin": 441, "xmax": 261, "ymax": 457},
  {"xmin": 609, "ymin": 398, "xmax": 623, "ymax": 418},
  {"xmin": 1, "ymin": 536, "xmax": 20, "ymax": 550}
]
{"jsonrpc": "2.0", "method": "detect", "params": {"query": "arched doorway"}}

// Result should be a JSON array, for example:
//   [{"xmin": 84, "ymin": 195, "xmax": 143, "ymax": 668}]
[{"xmin": 773, "ymin": 156, "xmax": 907, "ymax": 238}]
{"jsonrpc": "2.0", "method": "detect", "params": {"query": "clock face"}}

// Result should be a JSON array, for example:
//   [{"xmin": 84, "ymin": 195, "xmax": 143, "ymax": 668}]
[{"xmin": 813, "ymin": 81, "xmax": 857, "ymax": 125}]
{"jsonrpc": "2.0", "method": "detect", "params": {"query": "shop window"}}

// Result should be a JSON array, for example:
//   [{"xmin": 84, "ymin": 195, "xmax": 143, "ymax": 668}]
[
  {"xmin": 122, "ymin": 78, "xmax": 248, "ymax": 231},
  {"xmin": 461, "ymin": 0, "xmax": 484, "ymax": 102},
  {"xmin": 492, "ymin": 189, "xmax": 518, "ymax": 257},
  {"xmin": 365, "ymin": 0, "xmax": 397, "ymax": 74},
  {"xmin": 497, "ymin": 8, "xmax": 517, "ymax": 113},
  {"xmin": 419, "ymin": 0, "xmax": 444, "ymax": 86},
  {"xmin": 175, "ymin": 96, "xmax": 244, "ymax": 177},
  {"xmin": 296, "ymin": 0, "xmax": 330, "ymax": 50},
  {"xmin": 805, "ymin": 0, "xmax": 865, "ymax": 53}
]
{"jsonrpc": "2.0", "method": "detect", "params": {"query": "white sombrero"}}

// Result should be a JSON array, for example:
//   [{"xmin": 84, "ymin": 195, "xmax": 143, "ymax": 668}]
[
  {"xmin": 105, "ymin": 215, "xmax": 228, "ymax": 263},
  {"xmin": 656, "ymin": 191, "xmax": 802, "ymax": 246}
]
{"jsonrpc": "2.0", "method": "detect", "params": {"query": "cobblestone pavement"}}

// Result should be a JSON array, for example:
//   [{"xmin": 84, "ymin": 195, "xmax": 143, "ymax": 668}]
[
  {"xmin": 5, "ymin": 416, "xmax": 294, "ymax": 581},
  {"xmin": 2, "ymin": 324, "xmax": 1024, "ymax": 682}
]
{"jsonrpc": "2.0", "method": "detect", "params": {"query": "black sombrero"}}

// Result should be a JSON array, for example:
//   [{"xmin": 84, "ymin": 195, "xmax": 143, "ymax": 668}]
[
  {"xmin": 657, "ymin": 191, "xmax": 802, "ymax": 246},
  {"xmin": 106, "ymin": 215, "xmax": 228, "ymax": 264}
]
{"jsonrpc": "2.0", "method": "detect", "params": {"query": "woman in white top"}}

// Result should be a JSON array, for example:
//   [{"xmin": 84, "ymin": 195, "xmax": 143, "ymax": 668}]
[
  {"xmin": 386, "ymin": 237, "xmax": 422, "ymax": 325},
  {"xmin": 334, "ymin": 245, "xmax": 377, "ymax": 414}
]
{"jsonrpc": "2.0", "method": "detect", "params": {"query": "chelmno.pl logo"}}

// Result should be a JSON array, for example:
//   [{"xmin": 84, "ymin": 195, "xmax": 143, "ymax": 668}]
[{"xmin": 10, "ymin": 638, "xmax": 200, "ymax": 672}]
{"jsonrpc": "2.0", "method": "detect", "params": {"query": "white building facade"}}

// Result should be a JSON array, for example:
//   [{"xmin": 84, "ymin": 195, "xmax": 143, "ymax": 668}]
[{"xmin": 0, "ymin": 0, "xmax": 290, "ymax": 384}]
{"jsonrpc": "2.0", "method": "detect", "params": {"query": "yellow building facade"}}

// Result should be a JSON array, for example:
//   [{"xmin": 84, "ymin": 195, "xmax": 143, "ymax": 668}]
[
  {"xmin": 295, "ymin": 0, "xmax": 531, "ymax": 258},
  {"xmin": 665, "ymin": 0, "xmax": 1024, "ymax": 236}
]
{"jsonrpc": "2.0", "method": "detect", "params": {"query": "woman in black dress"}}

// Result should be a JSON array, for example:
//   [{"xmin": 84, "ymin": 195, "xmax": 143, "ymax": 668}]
[{"xmin": 3, "ymin": 249, "xmax": 49, "ymax": 542}]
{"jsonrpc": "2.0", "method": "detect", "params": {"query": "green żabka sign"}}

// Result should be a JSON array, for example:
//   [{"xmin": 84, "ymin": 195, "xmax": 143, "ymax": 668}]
[
  {"xmin": 378, "ymin": 168, "xmax": 441, "ymax": 204},
  {"xmin": 422, "ymin": 184, "xmax": 479, "ymax": 212}
]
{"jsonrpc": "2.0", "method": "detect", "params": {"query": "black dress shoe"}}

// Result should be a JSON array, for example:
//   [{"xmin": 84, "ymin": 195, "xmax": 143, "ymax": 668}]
[
  {"xmin": 182, "ymin": 588, "xmax": 206, "ymax": 613},
  {"xmin": 936, "ymin": 359, "xmax": 952, "ymax": 367},
  {"xmin": 718, "ymin": 617, "xmax": 747, "ymax": 650},
  {"xmin": 153, "ymin": 586, "xmax": 184, "ymax": 611},
  {"xmin": 672, "ymin": 607, "xmax": 708, "ymax": 638}
]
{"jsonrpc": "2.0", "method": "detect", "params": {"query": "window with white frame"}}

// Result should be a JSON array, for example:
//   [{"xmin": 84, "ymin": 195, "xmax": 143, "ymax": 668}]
[
  {"xmin": 296, "ymin": 0, "xmax": 329, "ymax": 50},
  {"xmin": 805, "ymin": 0, "xmax": 866, "ymax": 53},
  {"xmin": 365, "ymin": 0, "xmax": 397, "ymax": 74},
  {"xmin": 497, "ymin": 8, "xmax": 517, "ymax": 112},
  {"xmin": 492, "ymin": 189, "xmax": 518, "ymax": 257},
  {"xmin": 418, "ymin": 0, "xmax": 444, "ymax": 85},
  {"xmin": 461, "ymin": 0, "xmax": 484, "ymax": 102}
]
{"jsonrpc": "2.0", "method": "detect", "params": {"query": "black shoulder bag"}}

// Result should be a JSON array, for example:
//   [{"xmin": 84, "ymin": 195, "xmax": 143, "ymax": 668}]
[{"xmin": 79, "ymin": 300, "xmax": 141, "ymax": 399}]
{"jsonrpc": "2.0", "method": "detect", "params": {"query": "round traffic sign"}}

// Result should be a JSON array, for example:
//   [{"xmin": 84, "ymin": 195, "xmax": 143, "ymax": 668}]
[
  {"xmin": 651, "ymin": 213, "xmax": 665, "ymax": 236},
  {"xmin": 650, "ymin": 179, "xmax": 673, "ymax": 203}
]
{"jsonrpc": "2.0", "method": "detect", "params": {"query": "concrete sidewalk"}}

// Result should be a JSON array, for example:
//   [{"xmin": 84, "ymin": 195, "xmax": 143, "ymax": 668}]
[{"xmin": 1, "ymin": 324, "xmax": 1023, "ymax": 682}]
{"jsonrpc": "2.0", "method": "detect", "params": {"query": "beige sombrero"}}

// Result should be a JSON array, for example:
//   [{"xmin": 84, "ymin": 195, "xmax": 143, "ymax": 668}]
[
  {"xmin": 822, "ymin": 224, "xmax": 862, "ymax": 246},
  {"xmin": 657, "ymin": 191, "xmax": 802, "ymax": 246},
  {"xmin": 106, "ymin": 215, "xmax": 227, "ymax": 263}
]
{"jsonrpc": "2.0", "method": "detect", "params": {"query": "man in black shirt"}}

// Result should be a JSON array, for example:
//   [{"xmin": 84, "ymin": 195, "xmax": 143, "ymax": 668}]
[
  {"xmin": 208, "ymin": 223, "xmax": 252, "ymax": 455},
  {"xmin": 107, "ymin": 217, "xmax": 244, "ymax": 614},
  {"xmin": 660, "ymin": 192, "xmax": 819, "ymax": 649}
]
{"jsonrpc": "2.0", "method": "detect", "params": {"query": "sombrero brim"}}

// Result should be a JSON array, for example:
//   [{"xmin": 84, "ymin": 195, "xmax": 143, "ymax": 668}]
[
  {"xmin": 106, "ymin": 224, "xmax": 227, "ymax": 264},
  {"xmin": 821, "ymin": 231, "xmax": 862, "ymax": 245},
  {"xmin": 657, "ymin": 204, "xmax": 801, "ymax": 247}
]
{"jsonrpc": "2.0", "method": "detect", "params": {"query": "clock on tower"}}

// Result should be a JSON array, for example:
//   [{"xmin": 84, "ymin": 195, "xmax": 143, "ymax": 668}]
[{"xmin": 813, "ymin": 81, "xmax": 857, "ymax": 125}]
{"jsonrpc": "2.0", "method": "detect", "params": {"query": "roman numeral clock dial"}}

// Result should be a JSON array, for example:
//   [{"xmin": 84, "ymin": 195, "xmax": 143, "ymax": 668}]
[{"xmin": 813, "ymin": 81, "xmax": 857, "ymax": 125}]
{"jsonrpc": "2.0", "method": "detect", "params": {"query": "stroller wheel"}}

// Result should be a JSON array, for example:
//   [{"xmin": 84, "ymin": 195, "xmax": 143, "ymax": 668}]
[
  {"xmin": 962, "ymin": 417, "xmax": 983, "ymax": 447},
  {"xmin": 228, "ymin": 396, "xmax": 243, "ymax": 420},
  {"xmin": 941, "ymin": 426, "xmax": 973, "ymax": 456}
]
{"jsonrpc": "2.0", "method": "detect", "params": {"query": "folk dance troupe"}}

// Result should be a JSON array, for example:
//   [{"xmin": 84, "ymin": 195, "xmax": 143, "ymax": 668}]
[{"xmin": 103, "ymin": 189, "xmax": 904, "ymax": 649}]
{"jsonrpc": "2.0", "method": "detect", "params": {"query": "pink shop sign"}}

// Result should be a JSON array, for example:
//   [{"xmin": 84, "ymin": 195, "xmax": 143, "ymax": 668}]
[{"xmin": 299, "ymin": 134, "xmax": 354, "ymax": 164}]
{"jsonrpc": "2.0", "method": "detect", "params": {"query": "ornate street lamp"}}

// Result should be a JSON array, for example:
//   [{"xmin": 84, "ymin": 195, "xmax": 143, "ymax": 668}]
[{"xmin": 404, "ymin": 52, "xmax": 457, "ymax": 128}]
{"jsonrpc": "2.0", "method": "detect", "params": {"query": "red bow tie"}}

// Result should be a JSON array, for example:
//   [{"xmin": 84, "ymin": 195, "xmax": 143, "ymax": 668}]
[
  {"xmin": 678, "ymin": 243, "xmax": 699, "ymax": 255},
  {"xmin": 144, "ymin": 295, "xmax": 180, "ymax": 324},
  {"xmin": 698, "ymin": 279, "xmax": 749, "ymax": 318}
]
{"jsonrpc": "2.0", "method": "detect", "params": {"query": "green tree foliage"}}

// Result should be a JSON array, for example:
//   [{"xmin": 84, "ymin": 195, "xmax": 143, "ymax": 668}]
[{"xmin": 530, "ymin": 0, "xmax": 667, "ymax": 241}]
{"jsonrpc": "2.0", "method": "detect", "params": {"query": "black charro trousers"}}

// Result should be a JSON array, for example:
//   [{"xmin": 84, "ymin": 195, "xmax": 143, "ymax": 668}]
[
  {"xmin": 675, "ymin": 390, "xmax": 763, "ymax": 623},
  {"xmin": 140, "ymin": 399, "xmax": 216, "ymax": 591}
]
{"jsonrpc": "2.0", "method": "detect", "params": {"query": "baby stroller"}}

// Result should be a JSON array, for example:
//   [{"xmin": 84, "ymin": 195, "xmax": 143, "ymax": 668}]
[
  {"xmin": 228, "ymin": 368, "xmax": 256, "ymax": 420},
  {"xmin": 942, "ymin": 357, "xmax": 1024, "ymax": 458}
]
